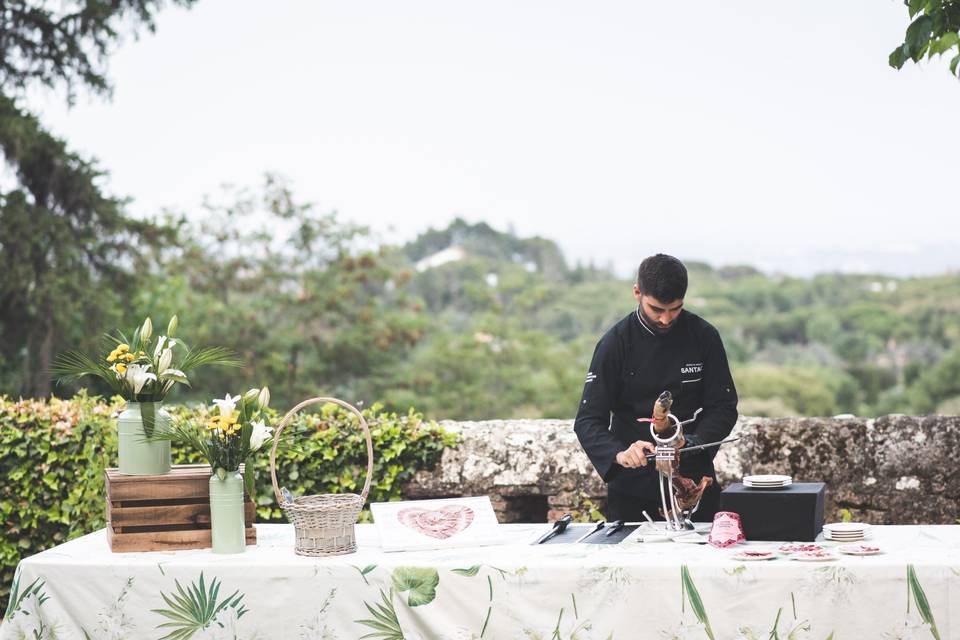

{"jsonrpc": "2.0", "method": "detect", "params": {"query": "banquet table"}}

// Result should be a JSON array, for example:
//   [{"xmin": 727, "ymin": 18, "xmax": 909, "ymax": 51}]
[{"xmin": 2, "ymin": 523, "xmax": 959, "ymax": 640}]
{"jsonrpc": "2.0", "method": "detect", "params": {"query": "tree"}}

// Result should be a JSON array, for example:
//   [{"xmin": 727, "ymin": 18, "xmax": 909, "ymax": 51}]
[
  {"xmin": 0, "ymin": 0, "xmax": 196, "ymax": 102},
  {"xmin": 132, "ymin": 176, "xmax": 426, "ymax": 409},
  {"xmin": 889, "ymin": 0, "xmax": 960, "ymax": 78},
  {"xmin": 0, "ymin": 96, "xmax": 173, "ymax": 396},
  {"xmin": 0, "ymin": 0, "xmax": 195, "ymax": 397}
]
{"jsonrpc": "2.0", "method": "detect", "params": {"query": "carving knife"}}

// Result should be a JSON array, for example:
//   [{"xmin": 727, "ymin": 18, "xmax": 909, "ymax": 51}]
[
  {"xmin": 535, "ymin": 514, "xmax": 572, "ymax": 544},
  {"xmin": 574, "ymin": 520, "xmax": 606, "ymax": 543},
  {"xmin": 643, "ymin": 436, "xmax": 742, "ymax": 459}
]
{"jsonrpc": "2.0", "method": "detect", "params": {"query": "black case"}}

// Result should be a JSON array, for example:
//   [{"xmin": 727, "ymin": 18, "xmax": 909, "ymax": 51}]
[{"xmin": 719, "ymin": 482, "xmax": 825, "ymax": 542}]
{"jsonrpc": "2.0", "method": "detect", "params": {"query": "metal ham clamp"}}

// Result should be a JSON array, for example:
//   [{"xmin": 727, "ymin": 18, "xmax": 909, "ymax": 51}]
[{"xmin": 638, "ymin": 391, "xmax": 740, "ymax": 532}]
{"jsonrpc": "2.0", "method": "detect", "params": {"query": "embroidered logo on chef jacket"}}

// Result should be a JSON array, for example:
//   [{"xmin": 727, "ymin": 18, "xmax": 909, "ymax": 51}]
[
  {"xmin": 585, "ymin": 371, "xmax": 597, "ymax": 384},
  {"xmin": 681, "ymin": 362, "xmax": 703, "ymax": 383}
]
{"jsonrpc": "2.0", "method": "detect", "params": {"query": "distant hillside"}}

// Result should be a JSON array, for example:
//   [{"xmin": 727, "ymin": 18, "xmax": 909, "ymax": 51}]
[
  {"xmin": 391, "ymin": 219, "xmax": 960, "ymax": 419},
  {"xmin": 403, "ymin": 218, "xmax": 569, "ymax": 277}
]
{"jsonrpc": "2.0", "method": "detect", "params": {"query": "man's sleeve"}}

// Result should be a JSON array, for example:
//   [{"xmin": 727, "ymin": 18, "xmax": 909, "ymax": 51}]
[
  {"xmin": 683, "ymin": 325, "xmax": 738, "ymax": 453},
  {"xmin": 574, "ymin": 334, "xmax": 625, "ymax": 482}
]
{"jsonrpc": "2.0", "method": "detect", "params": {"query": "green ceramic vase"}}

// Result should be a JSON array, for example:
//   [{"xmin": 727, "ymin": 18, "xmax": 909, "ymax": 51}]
[
  {"xmin": 117, "ymin": 402, "xmax": 171, "ymax": 475},
  {"xmin": 209, "ymin": 470, "xmax": 246, "ymax": 554}
]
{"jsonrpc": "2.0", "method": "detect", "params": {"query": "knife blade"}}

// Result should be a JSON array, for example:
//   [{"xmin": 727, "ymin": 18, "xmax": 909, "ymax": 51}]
[
  {"xmin": 574, "ymin": 520, "xmax": 606, "ymax": 543},
  {"xmin": 605, "ymin": 520, "xmax": 625, "ymax": 537},
  {"xmin": 535, "ymin": 513, "xmax": 573, "ymax": 544},
  {"xmin": 643, "ymin": 436, "xmax": 742, "ymax": 459}
]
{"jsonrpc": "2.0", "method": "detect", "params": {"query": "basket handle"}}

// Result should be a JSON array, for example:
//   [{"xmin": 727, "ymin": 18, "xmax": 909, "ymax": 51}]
[{"xmin": 269, "ymin": 397, "xmax": 375, "ymax": 508}]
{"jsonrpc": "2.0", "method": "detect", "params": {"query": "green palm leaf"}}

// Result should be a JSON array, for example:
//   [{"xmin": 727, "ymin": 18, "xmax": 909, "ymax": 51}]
[
  {"xmin": 3, "ymin": 573, "xmax": 48, "ymax": 621},
  {"xmin": 152, "ymin": 572, "xmax": 247, "ymax": 640},
  {"xmin": 354, "ymin": 589, "xmax": 404, "ymax": 640},
  {"xmin": 50, "ymin": 348, "xmax": 121, "ymax": 392},
  {"xmin": 681, "ymin": 565, "xmax": 715, "ymax": 640},
  {"xmin": 178, "ymin": 345, "xmax": 242, "ymax": 373},
  {"xmin": 907, "ymin": 565, "xmax": 941, "ymax": 640}
]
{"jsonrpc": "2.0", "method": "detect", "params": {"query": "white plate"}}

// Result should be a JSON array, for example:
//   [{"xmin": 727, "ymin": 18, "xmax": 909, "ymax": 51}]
[
  {"xmin": 778, "ymin": 543, "xmax": 825, "ymax": 554},
  {"xmin": 838, "ymin": 544, "xmax": 882, "ymax": 555},
  {"xmin": 823, "ymin": 522, "xmax": 872, "ymax": 533},
  {"xmin": 743, "ymin": 475, "xmax": 792, "ymax": 484},
  {"xmin": 731, "ymin": 550, "xmax": 778, "ymax": 561},
  {"xmin": 824, "ymin": 534, "xmax": 873, "ymax": 542},
  {"xmin": 824, "ymin": 529, "xmax": 872, "ymax": 537},
  {"xmin": 793, "ymin": 552, "xmax": 838, "ymax": 562},
  {"xmin": 743, "ymin": 482, "xmax": 792, "ymax": 490}
]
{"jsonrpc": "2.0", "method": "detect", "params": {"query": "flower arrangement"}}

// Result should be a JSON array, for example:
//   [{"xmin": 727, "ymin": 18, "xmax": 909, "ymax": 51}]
[
  {"xmin": 53, "ymin": 315, "xmax": 239, "ymax": 403},
  {"xmin": 162, "ymin": 388, "xmax": 275, "ymax": 492}
]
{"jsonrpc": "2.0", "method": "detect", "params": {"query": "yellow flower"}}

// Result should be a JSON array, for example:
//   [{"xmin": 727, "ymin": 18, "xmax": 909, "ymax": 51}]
[
  {"xmin": 107, "ymin": 351, "xmax": 118, "ymax": 363},
  {"xmin": 115, "ymin": 363, "xmax": 127, "ymax": 375},
  {"xmin": 124, "ymin": 353, "xmax": 135, "ymax": 362},
  {"xmin": 117, "ymin": 344, "xmax": 130, "ymax": 353}
]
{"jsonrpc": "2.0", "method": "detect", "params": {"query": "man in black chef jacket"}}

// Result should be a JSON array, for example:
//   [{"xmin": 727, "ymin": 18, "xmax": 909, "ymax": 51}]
[{"xmin": 574, "ymin": 254, "xmax": 738, "ymax": 522}]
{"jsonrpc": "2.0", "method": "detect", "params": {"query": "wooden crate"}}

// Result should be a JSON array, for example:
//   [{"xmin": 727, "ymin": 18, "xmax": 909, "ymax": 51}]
[{"xmin": 106, "ymin": 464, "xmax": 256, "ymax": 552}]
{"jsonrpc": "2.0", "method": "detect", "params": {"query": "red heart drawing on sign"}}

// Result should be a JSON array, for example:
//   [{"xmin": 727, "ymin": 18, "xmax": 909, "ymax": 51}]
[{"xmin": 397, "ymin": 505, "xmax": 475, "ymax": 539}]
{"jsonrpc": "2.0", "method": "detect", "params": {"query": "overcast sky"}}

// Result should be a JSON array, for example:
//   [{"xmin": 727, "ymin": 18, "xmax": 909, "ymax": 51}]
[{"xmin": 25, "ymin": 0, "xmax": 960, "ymax": 277}]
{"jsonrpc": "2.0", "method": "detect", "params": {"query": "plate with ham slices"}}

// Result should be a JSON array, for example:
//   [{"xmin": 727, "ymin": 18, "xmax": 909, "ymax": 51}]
[
  {"xmin": 778, "ymin": 543, "xmax": 824, "ymax": 555},
  {"xmin": 792, "ymin": 550, "xmax": 838, "ymax": 562},
  {"xmin": 837, "ymin": 544, "xmax": 882, "ymax": 556},
  {"xmin": 731, "ymin": 550, "xmax": 777, "ymax": 561}
]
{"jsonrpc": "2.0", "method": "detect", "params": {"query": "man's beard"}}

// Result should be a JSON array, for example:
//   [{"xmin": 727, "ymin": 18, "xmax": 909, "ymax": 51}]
[{"xmin": 639, "ymin": 306, "xmax": 676, "ymax": 334}]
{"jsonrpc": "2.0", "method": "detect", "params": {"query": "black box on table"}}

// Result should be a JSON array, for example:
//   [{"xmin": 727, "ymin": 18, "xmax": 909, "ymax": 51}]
[{"xmin": 719, "ymin": 482, "xmax": 825, "ymax": 542}]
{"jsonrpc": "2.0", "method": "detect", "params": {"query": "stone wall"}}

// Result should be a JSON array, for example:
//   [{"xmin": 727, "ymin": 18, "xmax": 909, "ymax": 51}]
[{"xmin": 401, "ymin": 415, "xmax": 960, "ymax": 524}]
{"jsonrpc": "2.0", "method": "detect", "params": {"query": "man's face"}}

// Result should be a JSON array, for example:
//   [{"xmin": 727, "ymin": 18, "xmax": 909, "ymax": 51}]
[{"xmin": 633, "ymin": 286, "xmax": 683, "ymax": 334}]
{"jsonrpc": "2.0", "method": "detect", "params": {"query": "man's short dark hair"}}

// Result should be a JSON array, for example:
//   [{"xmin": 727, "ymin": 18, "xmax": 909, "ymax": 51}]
[{"xmin": 637, "ymin": 254, "xmax": 687, "ymax": 302}]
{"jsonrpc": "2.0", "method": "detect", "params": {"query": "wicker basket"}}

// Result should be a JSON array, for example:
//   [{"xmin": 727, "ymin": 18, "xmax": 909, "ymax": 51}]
[{"xmin": 269, "ymin": 397, "xmax": 374, "ymax": 556}]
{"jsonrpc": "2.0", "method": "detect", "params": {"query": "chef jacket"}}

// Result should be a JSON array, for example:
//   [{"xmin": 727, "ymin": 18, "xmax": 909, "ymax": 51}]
[{"xmin": 574, "ymin": 307, "xmax": 738, "ymax": 497}]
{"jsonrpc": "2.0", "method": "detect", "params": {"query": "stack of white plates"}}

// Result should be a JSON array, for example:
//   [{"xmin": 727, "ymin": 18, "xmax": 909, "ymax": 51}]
[
  {"xmin": 822, "ymin": 522, "xmax": 873, "ymax": 541},
  {"xmin": 742, "ymin": 474, "xmax": 792, "ymax": 489}
]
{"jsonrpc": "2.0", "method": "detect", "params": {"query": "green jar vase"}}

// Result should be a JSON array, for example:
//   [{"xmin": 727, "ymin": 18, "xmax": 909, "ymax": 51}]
[
  {"xmin": 117, "ymin": 402, "xmax": 171, "ymax": 476},
  {"xmin": 209, "ymin": 470, "xmax": 246, "ymax": 554}
]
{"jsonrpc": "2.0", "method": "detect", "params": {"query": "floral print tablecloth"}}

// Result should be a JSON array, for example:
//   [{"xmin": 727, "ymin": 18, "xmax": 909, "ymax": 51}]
[{"xmin": 2, "ymin": 523, "xmax": 959, "ymax": 639}]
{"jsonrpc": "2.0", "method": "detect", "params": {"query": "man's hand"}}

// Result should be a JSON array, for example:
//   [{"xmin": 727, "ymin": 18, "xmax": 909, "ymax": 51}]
[{"xmin": 615, "ymin": 441, "xmax": 656, "ymax": 468}]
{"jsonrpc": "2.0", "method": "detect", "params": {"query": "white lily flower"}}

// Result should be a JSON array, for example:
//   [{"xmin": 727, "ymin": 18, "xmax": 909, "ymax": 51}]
[
  {"xmin": 125, "ymin": 363, "xmax": 157, "ymax": 395},
  {"xmin": 249, "ymin": 419, "xmax": 274, "ymax": 451},
  {"xmin": 160, "ymin": 368, "xmax": 188, "ymax": 384},
  {"xmin": 158, "ymin": 348, "xmax": 173, "ymax": 373},
  {"xmin": 140, "ymin": 317, "xmax": 153, "ymax": 343},
  {"xmin": 153, "ymin": 336, "xmax": 177, "ymax": 359},
  {"xmin": 213, "ymin": 393, "xmax": 241, "ymax": 417},
  {"xmin": 258, "ymin": 386, "xmax": 270, "ymax": 409}
]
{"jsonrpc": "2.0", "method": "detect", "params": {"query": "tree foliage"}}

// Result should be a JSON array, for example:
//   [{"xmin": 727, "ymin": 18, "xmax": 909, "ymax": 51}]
[
  {"xmin": 0, "ymin": 96, "xmax": 173, "ymax": 397},
  {"xmin": 0, "ymin": 0, "xmax": 196, "ymax": 102},
  {"xmin": 889, "ymin": 0, "xmax": 960, "ymax": 78},
  {"xmin": 0, "ymin": 0, "xmax": 194, "ymax": 396}
]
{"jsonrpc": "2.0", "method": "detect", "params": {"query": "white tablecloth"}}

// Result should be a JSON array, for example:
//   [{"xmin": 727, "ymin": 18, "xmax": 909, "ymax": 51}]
[{"xmin": 3, "ymin": 523, "xmax": 960, "ymax": 639}]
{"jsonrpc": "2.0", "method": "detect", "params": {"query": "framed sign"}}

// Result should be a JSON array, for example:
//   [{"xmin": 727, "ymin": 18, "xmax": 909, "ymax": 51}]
[{"xmin": 370, "ymin": 496, "xmax": 503, "ymax": 552}]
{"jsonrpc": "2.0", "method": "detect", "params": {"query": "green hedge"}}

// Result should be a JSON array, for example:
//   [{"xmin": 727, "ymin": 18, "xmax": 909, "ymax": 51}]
[{"xmin": 0, "ymin": 393, "xmax": 457, "ymax": 611}]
